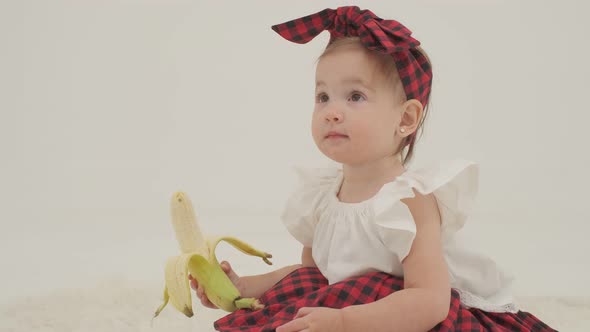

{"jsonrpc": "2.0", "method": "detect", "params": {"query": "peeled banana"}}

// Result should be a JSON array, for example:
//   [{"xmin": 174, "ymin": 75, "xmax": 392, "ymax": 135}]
[{"xmin": 153, "ymin": 191, "xmax": 273, "ymax": 318}]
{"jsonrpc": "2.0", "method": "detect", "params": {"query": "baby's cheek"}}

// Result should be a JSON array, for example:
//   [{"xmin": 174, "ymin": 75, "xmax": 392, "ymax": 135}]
[
  {"xmin": 350, "ymin": 127, "xmax": 381, "ymax": 155},
  {"xmin": 368, "ymin": 126, "xmax": 397, "ymax": 154},
  {"xmin": 358, "ymin": 122, "xmax": 387, "ymax": 143},
  {"xmin": 310, "ymin": 119, "xmax": 322, "ymax": 143}
]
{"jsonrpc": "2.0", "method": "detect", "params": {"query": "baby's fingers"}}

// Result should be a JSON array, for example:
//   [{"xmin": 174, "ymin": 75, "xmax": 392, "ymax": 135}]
[
  {"xmin": 190, "ymin": 274, "xmax": 217, "ymax": 309},
  {"xmin": 189, "ymin": 274, "xmax": 198, "ymax": 290},
  {"xmin": 197, "ymin": 285, "xmax": 217, "ymax": 309},
  {"xmin": 220, "ymin": 261, "xmax": 231, "ymax": 273}
]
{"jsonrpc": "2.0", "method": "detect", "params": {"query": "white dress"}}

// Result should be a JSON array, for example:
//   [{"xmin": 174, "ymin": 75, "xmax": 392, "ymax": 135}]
[{"xmin": 280, "ymin": 159, "xmax": 518, "ymax": 313}]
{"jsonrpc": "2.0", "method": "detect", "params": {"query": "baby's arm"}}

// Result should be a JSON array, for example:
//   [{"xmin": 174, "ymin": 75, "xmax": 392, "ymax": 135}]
[
  {"xmin": 192, "ymin": 261, "xmax": 302, "ymax": 308},
  {"xmin": 342, "ymin": 190, "xmax": 450, "ymax": 332},
  {"xmin": 194, "ymin": 246, "xmax": 312, "ymax": 307},
  {"xmin": 301, "ymin": 246, "xmax": 318, "ymax": 268},
  {"xmin": 238, "ymin": 264, "xmax": 301, "ymax": 299},
  {"xmin": 238, "ymin": 246, "xmax": 314, "ymax": 298}
]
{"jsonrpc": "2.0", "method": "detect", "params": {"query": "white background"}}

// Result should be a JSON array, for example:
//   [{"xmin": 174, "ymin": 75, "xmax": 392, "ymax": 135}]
[{"xmin": 1, "ymin": 0, "xmax": 589, "ymax": 305}]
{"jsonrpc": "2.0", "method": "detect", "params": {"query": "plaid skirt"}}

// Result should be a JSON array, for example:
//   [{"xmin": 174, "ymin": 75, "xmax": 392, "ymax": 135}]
[{"xmin": 214, "ymin": 267, "xmax": 556, "ymax": 332}]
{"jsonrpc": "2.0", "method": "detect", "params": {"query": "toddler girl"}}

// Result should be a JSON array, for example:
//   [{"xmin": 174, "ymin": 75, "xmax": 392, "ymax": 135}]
[{"xmin": 190, "ymin": 6, "xmax": 557, "ymax": 332}]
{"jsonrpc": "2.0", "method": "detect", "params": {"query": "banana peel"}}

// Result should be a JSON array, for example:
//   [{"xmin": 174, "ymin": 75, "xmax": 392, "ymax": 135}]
[{"xmin": 153, "ymin": 191, "xmax": 272, "ymax": 319}]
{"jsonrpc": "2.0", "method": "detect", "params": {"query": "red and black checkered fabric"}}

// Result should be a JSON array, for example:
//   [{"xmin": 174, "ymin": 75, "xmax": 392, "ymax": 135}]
[
  {"xmin": 271, "ymin": 6, "xmax": 432, "ymax": 109},
  {"xmin": 214, "ymin": 267, "xmax": 556, "ymax": 332}
]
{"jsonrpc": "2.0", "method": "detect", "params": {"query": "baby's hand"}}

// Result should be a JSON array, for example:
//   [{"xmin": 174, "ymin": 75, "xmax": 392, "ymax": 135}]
[
  {"xmin": 189, "ymin": 261, "xmax": 240, "ymax": 309},
  {"xmin": 277, "ymin": 307, "xmax": 346, "ymax": 332}
]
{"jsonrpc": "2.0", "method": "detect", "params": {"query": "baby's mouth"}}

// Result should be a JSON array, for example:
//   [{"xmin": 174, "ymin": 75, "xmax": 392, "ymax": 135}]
[{"xmin": 325, "ymin": 131, "xmax": 348, "ymax": 139}]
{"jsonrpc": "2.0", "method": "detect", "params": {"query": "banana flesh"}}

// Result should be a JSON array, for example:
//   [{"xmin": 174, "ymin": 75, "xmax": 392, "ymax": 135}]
[{"xmin": 153, "ymin": 192, "xmax": 272, "ymax": 318}]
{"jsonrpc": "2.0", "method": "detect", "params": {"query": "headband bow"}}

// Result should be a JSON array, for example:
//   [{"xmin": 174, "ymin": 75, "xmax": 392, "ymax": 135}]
[{"xmin": 271, "ymin": 6, "xmax": 432, "ymax": 108}]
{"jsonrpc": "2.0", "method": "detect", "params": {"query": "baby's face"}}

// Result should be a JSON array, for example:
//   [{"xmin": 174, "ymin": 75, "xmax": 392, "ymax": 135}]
[{"xmin": 312, "ymin": 45, "xmax": 404, "ymax": 165}]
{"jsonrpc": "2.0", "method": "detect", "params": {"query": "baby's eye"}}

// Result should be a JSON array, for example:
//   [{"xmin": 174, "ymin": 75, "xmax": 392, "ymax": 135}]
[
  {"xmin": 349, "ymin": 92, "xmax": 366, "ymax": 102},
  {"xmin": 316, "ymin": 93, "xmax": 329, "ymax": 103}
]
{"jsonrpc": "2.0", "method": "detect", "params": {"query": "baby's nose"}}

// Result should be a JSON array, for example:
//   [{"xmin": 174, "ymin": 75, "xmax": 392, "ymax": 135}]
[
  {"xmin": 325, "ymin": 108, "xmax": 343, "ymax": 122},
  {"xmin": 327, "ymin": 114, "xmax": 341, "ymax": 122}
]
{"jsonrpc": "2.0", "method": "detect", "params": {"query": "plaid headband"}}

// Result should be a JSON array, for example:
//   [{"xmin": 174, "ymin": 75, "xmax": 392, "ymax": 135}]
[{"xmin": 271, "ymin": 6, "xmax": 432, "ymax": 108}]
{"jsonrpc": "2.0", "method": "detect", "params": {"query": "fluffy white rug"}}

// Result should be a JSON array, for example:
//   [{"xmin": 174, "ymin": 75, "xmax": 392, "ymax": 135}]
[{"xmin": 1, "ymin": 278, "xmax": 588, "ymax": 332}]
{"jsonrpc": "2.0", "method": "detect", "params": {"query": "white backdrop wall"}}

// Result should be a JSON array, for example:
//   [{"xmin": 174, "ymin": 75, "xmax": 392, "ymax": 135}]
[{"xmin": 1, "ymin": 0, "xmax": 589, "ymax": 304}]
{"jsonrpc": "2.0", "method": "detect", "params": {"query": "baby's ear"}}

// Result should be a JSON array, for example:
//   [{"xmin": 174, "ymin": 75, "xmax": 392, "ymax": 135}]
[{"xmin": 399, "ymin": 99, "xmax": 423, "ymax": 136}]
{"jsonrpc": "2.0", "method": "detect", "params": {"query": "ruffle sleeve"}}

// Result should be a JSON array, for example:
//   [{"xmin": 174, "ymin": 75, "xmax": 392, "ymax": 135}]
[
  {"xmin": 280, "ymin": 167, "xmax": 340, "ymax": 247},
  {"xmin": 372, "ymin": 159, "xmax": 479, "ymax": 261}
]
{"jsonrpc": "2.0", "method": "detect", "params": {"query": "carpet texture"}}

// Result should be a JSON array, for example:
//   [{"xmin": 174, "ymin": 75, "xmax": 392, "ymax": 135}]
[{"xmin": 1, "ymin": 278, "xmax": 588, "ymax": 332}]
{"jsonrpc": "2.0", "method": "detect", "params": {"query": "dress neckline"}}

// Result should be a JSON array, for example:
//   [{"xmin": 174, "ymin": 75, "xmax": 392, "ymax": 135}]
[{"xmin": 328, "ymin": 168, "xmax": 411, "ymax": 209}]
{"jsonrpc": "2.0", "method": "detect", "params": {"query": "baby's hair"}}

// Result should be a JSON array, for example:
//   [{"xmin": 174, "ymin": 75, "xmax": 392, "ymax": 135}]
[{"xmin": 318, "ymin": 37, "xmax": 432, "ymax": 166}]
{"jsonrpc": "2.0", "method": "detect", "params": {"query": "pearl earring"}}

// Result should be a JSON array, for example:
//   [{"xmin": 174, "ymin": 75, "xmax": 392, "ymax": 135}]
[{"xmin": 400, "ymin": 128, "xmax": 406, "ymax": 133}]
